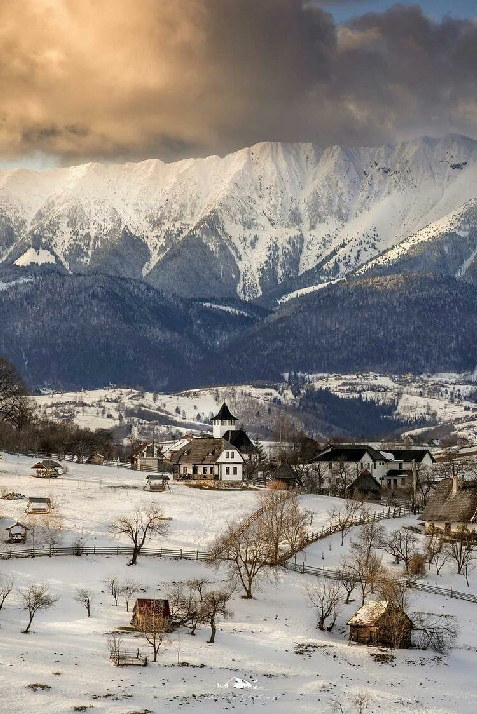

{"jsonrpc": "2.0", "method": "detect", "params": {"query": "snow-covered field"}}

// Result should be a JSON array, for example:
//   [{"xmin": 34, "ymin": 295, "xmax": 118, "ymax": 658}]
[{"xmin": 0, "ymin": 453, "xmax": 476, "ymax": 713}]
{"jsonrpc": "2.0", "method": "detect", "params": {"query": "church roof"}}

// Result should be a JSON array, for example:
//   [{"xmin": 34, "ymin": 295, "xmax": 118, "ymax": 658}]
[
  {"xmin": 223, "ymin": 429, "xmax": 255, "ymax": 453},
  {"xmin": 212, "ymin": 403, "xmax": 237, "ymax": 422}
]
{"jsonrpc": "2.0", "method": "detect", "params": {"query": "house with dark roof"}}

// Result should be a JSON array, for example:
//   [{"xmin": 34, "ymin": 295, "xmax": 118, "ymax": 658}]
[
  {"xmin": 381, "ymin": 449, "xmax": 435, "ymax": 490},
  {"xmin": 315, "ymin": 444, "xmax": 392, "ymax": 490},
  {"xmin": 172, "ymin": 437, "xmax": 244, "ymax": 482},
  {"xmin": 421, "ymin": 474, "xmax": 477, "ymax": 534}
]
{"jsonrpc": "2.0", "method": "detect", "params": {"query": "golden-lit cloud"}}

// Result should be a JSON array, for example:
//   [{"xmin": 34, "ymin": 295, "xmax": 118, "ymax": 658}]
[{"xmin": 0, "ymin": 0, "xmax": 476, "ymax": 164}]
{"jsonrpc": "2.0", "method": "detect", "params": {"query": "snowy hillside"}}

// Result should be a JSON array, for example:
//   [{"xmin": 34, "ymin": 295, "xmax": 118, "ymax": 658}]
[
  {"xmin": 35, "ymin": 371, "xmax": 477, "ymax": 444},
  {"xmin": 0, "ymin": 452, "xmax": 476, "ymax": 714},
  {"xmin": 2, "ymin": 135, "xmax": 477, "ymax": 300}
]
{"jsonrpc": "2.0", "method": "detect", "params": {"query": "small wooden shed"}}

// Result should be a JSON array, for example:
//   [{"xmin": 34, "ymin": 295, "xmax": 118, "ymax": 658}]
[
  {"xmin": 131, "ymin": 598, "xmax": 170, "ymax": 628},
  {"xmin": 32, "ymin": 460, "xmax": 63, "ymax": 478},
  {"xmin": 5, "ymin": 522, "xmax": 29, "ymax": 544},
  {"xmin": 347, "ymin": 470, "xmax": 381, "ymax": 500},
  {"xmin": 347, "ymin": 600, "xmax": 412, "ymax": 648}
]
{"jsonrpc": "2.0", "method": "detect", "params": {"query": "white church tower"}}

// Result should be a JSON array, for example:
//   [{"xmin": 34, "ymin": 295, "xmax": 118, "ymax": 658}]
[{"xmin": 211, "ymin": 403, "xmax": 237, "ymax": 438}]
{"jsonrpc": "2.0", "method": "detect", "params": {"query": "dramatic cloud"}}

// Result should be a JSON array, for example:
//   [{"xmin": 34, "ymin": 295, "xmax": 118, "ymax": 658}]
[{"xmin": 0, "ymin": 0, "xmax": 476, "ymax": 164}]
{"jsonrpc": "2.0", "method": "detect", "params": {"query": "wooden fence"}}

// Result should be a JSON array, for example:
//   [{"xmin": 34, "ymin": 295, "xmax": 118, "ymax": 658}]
[
  {"xmin": 283, "ymin": 561, "xmax": 477, "ymax": 604},
  {"xmin": 0, "ymin": 545, "xmax": 210, "ymax": 560}
]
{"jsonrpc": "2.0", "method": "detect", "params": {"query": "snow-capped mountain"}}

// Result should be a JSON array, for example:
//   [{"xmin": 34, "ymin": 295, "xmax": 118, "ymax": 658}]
[{"xmin": 2, "ymin": 134, "xmax": 477, "ymax": 301}]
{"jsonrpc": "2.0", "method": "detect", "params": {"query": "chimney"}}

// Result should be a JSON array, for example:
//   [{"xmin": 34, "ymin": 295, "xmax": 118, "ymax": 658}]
[{"xmin": 452, "ymin": 462, "xmax": 458, "ymax": 495}]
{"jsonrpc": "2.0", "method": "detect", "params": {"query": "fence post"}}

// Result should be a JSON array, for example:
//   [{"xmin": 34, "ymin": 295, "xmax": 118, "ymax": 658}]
[
  {"xmin": 196, "ymin": 550, "xmax": 199, "ymax": 561},
  {"xmin": 302, "ymin": 561, "xmax": 305, "ymax": 573},
  {"xmin": 180, "ymin": 548, "xmax": 183, "ymax": 559}
]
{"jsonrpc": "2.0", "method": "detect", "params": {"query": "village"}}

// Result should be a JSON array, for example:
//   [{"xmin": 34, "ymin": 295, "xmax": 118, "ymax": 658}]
[{"xmin": 1, "ymin": 402, "xmax": 477, "ymax": 713}]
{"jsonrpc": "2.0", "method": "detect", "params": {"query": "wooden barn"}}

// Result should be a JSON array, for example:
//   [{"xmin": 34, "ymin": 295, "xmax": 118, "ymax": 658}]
[
  {"xmin": 131, "ymin": 598, "xmax": 171, "ymax": 628},
  {"xmin": 31, "ymin": 459, "xmax": 63, "ymax": 478},
  {"xmin": 347, "ymin": 600, "xmax": 412, "ymax": 648},
  {"xmin": 347, "ymin": 470, "xmax": 381, "ymax": 500}
]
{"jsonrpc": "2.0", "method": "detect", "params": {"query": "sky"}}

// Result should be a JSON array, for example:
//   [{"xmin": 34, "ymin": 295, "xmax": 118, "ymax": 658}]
[{"xmin": 1, "ymin": 0, "xmax": 477, "ymax": 169}]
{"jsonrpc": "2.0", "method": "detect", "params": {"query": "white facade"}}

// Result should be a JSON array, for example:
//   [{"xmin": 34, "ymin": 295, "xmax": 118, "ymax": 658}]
[{"xmin": 216, "ymin": 448, "xmax": 244, "ymax": 482}]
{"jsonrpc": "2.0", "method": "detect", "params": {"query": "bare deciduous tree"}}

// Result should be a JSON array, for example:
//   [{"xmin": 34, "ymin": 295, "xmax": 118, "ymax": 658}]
[
  {"xmin": 139, "ymin": 609, "xmax": 169, "ymax": 662},
  {"xmin": 305, "ymin": 580, "xmax": 343, "ymax": 631},
  {"xmin": 105, "ymin": 574, "xmax": 120, "ymax": 605},
  {"xmin": 445, "ymin": 527, "xmax": 475, "ymax": 579},
  {"xmin": 330, "ymin": 690, "xmax": 372, "ymax": 714},
  {"xmin": 75, "ymin": 588, "xmax": 93, "ymax": 617},
  {"xmin": 118, "ymin": 580, "xmax": 139, "ymax": 612},
  {"xmin": 110, "ymin": 503, "xmax": 170, "ymax": 565},
  {"xmin": 168, "ymin": 578, "xmax": 209, "ymax": 635},
  {"xmin": 257, "ymin": 490, "xmax": 309, "ymax": 563},
  {"xmin": 343, "ymin": 546, "xmax": 383, "ymax": 606},
  {"xmin": 412, "ymin": 612, "xmax": 459, "ymax": 653},
  {"xmin": 19, "ymin": 583, "xmax": 58, "ymax": 633},
  {"xmin": 382, "ymin": 528, "xmax": 421, "ymax": 572},
  {"xmin": 329, "ymin": 500, "xmax": 367, "ymax": 547},
  {"xmin": 208, "ymin": 516, "xmax": 274, "ymax": 599},
  {"xmin": 0, "ymin": 575, "xmax": 14, "ymax": 610},
  {"xmin": 425, "ymin": 528, "xmax": 451, "ymax": 575},
  {"xmin": 200, "ymin": 587, "xmax": 233, "ymax": 643}
]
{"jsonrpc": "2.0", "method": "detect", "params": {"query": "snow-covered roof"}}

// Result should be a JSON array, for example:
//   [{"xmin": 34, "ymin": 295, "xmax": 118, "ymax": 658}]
[{"xmin": 347, "ymin": 601, "xmax": 388, "ymax": 626}]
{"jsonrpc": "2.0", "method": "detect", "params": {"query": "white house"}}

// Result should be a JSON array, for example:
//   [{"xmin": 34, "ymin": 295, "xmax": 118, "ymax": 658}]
[{"xmin": 172, "ymin": 437, "xmax": 244, "ymax": 482}]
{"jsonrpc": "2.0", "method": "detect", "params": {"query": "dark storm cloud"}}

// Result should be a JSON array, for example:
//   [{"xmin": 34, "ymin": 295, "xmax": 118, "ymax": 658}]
[{"xmin": 0, "ymin": 1, "xmax": 476, "ymax": 163}]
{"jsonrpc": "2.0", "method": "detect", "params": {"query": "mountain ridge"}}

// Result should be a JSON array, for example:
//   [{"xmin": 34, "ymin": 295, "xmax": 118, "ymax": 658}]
[{"xmin": 2, "ymin": 134, "xmax": 477, "ymax": 301}]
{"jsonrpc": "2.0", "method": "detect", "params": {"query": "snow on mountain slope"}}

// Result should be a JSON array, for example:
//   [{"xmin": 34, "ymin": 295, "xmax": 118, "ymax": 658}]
[{"xmin": 2, "ymin": 134, "xmax": 477, "ymax": 299}]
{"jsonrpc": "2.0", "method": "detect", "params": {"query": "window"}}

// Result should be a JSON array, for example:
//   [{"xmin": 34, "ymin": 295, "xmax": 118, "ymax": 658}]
[
  {"xmin": 399, "ymin": 462, "xmax": 403, "ymax": 469},
  {"xmin": 328, "ymin": 463, "xmax": 332, "ymax": 470},
  {"xmin": 231, "ymin": 451, "xmax": 235, "ymax": 458},
  {"xmin": 401, "ymin": 478, "xmax": 405, "ymax": 486},
  {"xmin": 233, "ymin": 467, "xmax": 237, "ymax": 475},
  {"xmin": 373, "ymin": 463, "xmax": 376, "ymax": 469},
  {"xmin": 387, "ymin": 480, "xmax": 391, "ymax": 487},
  {"xmin": 182, "ymin": 467, "xmax": 187, "ymax": 474},
  {"xmin": 203, "ymin": 467, "xmax": 207, "ymax": 474},
  {"xmin": 225, "ymin": 466, "xmax": 230, "ymax": 475},
  {"xmin": 393, "ymin": 478, "xmax": 398, "ymax": 486},
  {"xmin": 210, "ymin": 467, "xmax": 214, "ymax": 474}
]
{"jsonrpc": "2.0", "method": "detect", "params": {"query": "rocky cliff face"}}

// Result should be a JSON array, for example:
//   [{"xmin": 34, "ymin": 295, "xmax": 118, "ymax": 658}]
[{"xmin": 2, "ymin": 134, "xmax": 477, "ymax": 301}]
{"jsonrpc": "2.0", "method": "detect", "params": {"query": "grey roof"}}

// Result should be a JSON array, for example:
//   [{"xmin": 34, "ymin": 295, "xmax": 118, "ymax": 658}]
[
  {"xmin": 211, "ymin": 403, "xmax": 237, "ymax": 422},
  {"xmin": 421, "ymin": 479, "xmax": 477, "ymax": 523}
]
